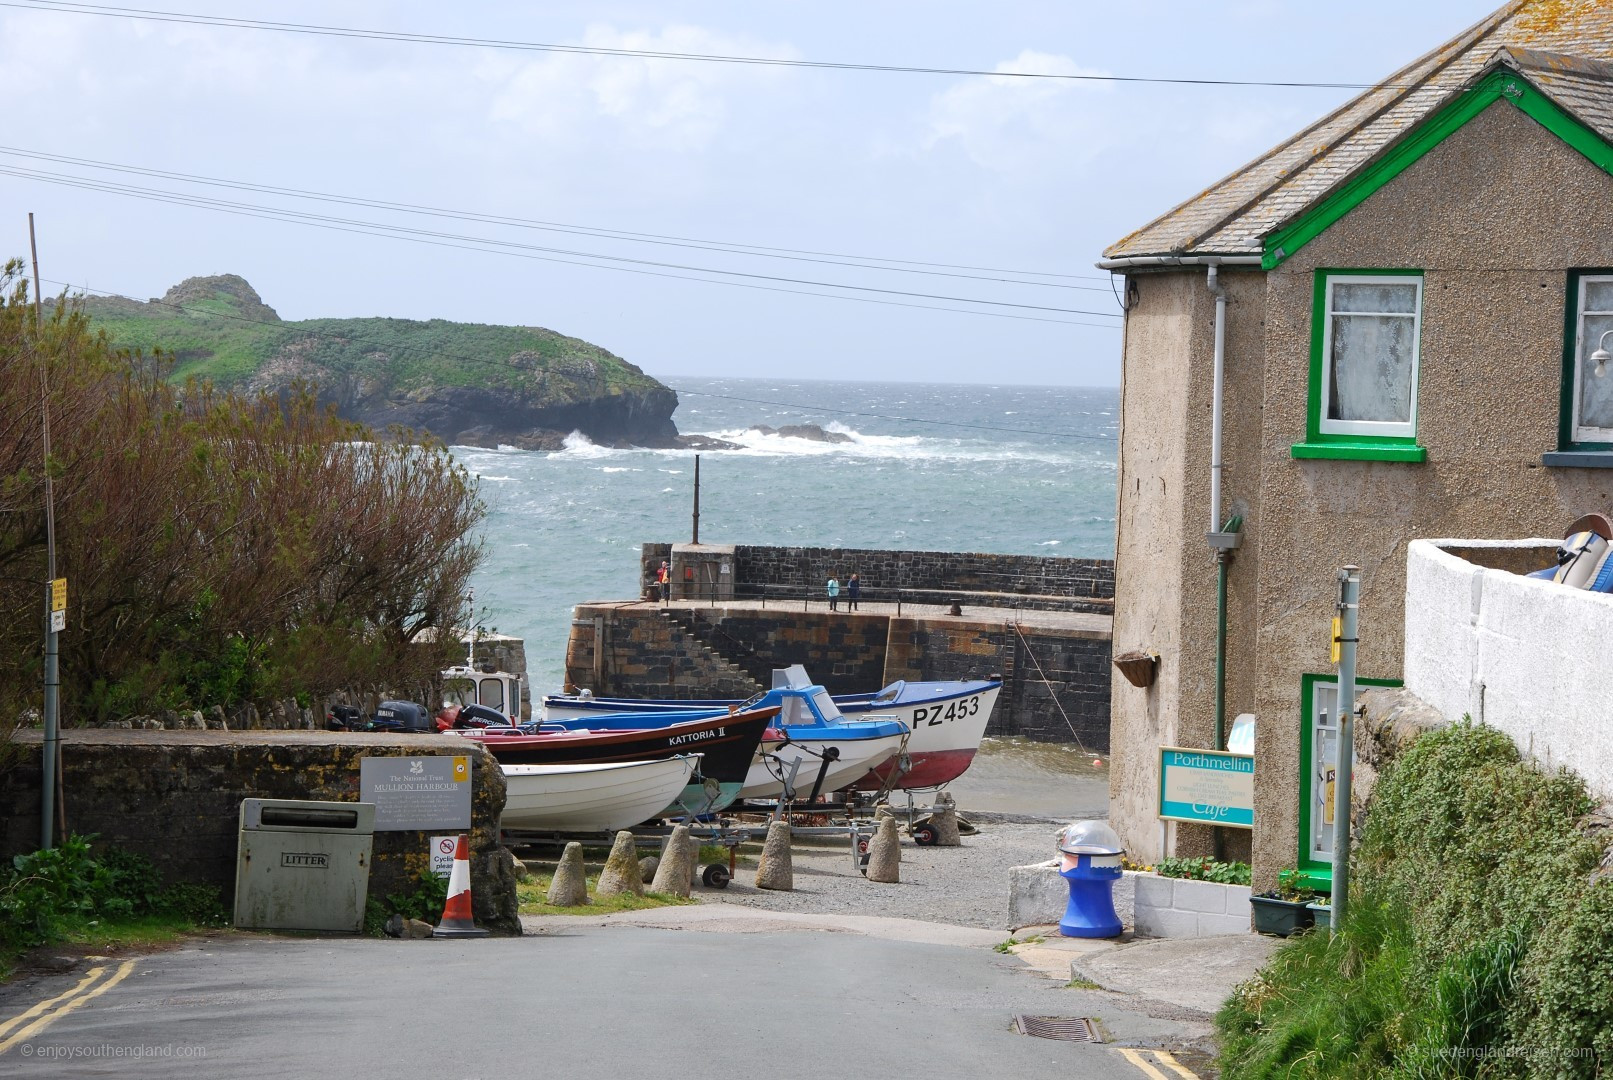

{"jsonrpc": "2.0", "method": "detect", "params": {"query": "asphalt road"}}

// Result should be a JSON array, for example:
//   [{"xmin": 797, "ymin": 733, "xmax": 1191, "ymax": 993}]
[{"xmin": 0, "ymin": 925, "xmax": 1208, "ymax": 1079}]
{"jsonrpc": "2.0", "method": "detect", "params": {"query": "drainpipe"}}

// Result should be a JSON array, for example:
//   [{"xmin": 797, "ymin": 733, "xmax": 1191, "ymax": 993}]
[{"xmin": 1207, "ymin": 265, "xmax": 1227, "ymax": 536}]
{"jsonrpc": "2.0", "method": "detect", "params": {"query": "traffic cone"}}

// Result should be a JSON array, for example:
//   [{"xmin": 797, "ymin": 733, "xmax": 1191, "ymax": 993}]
[{"xmin": 432, "ymin": 834, "xmax": 489, "ymax": 938}]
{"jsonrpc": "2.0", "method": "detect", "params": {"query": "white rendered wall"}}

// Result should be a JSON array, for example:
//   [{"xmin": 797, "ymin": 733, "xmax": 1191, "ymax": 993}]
[{"xmin": 1404, "ymin": 539, "xmax": 1613, "ymax": 799}]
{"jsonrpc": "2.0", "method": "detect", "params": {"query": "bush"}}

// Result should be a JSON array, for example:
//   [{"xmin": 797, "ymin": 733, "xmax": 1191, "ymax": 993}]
[
  {"xmin": 363, "ymin": 872, "xmax": 449, "ymax": 936},
  {"xmin": 1217, "ymin": 720, "xmax": 1611, "ymax": 1078},
  {"xmin": 0, "ymin": 836, "xmax": 223, "ymax": 954},
  {"xmin": 1152, "ymin": 856, "xmax": 1252, "ymax": 886}
]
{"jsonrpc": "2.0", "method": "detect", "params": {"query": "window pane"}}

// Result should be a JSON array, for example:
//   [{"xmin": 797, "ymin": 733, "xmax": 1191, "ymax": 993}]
[
  {"xmin": 1581, "ymin": 312, "xmax": 1613, "ymax": 431},
  {"xmin": 1329, "ymin": 314, "xmax": 1416, "ymax": 423},
  {"xmin": 1332, "ymin": 281, "xmax": 1417, "ymax": 314},
  {"xmin": 1585, "ymin": 279, "xmax": 1613, "ymax": 313}
]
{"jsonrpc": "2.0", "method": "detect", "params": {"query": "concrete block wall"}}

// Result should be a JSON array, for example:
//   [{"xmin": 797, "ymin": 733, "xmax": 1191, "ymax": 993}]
[
  {"xmin": 1008, "ymin": 861, "xmax": 1250, "ymax": 937},
  {"xmin": 1405, "ymin": 539, "xmax": 1613, "ymax": 799},
  {"xmin": 565, "ymin": 608, "xmax": 762, "ymax": 699},
  {"xmin": 674, "ymin": 608, "xmax": 890, "ymax": 693}
]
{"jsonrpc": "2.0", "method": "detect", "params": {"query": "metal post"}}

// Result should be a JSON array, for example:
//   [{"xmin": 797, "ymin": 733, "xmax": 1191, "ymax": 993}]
[
  {"xmin": 30, "ymin": 214, "xmax": 59, "ymax": 851},
  {"xmin": 1330, "ymin": 565, "xmax": 1360, "ymax": 933},
  {"xmin": 691, "ymin": 454, "xmax": 700, "ymax": 545}
]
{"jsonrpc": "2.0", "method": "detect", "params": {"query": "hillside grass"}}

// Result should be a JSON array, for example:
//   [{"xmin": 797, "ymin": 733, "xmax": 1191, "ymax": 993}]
[{"xmin": 75, "ymin": 282, "xmax": 662, "ymax": 397}]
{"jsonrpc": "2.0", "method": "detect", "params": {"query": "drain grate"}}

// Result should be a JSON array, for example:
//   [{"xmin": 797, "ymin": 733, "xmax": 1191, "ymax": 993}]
[{"xmin": 1015, "ymin": 1015, "xmax": 1100, "ymax": 1042}]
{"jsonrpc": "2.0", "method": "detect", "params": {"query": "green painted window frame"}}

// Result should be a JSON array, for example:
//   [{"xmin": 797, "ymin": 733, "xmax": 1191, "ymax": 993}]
[
  {"xmin": 1264, "ymin": 70, "xmax": 1613, "ymax": 272},
  {"xmin": 1549, "ymin": 269, "xmax": 1613, "ymax": 463},
  {"xmin": 1291, "ymin": 269, "xmax": 1428, "ymax": 463},
  {"xmin": 1296, "ymin": 672, "xmax": 1402, "ymax": 888}
]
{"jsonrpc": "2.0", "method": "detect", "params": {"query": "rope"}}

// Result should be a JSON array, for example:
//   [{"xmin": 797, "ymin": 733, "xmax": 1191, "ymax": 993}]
[{"xmin": 1008, "ymin": 621, "xmax": 1091, "ymax": 756}]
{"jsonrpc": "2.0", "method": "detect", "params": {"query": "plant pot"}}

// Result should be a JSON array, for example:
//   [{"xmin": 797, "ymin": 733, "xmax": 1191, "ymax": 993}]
[
  {"xmin": 1250, "ymin": 895, "xmax": 1315, "ymax": 937},
  {"xmin": 1112, "ymin": 650, "xmax": 1158, "ymax": 688},
  {"xmin": 1307, "ymin": 902, "xmax": 1332, "ymax": 930}
]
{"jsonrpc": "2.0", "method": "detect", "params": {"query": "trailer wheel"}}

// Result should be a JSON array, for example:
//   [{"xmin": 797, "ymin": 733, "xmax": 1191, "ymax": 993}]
[
  {"xmin": 913, "ymin": 824, "xmax": 939, "ymax": 846},
  {"xmin": 702, "ymin": 864, "xmax": 731, "ymax": 889},
  {"xmin": 856, "ymin": 837, "xmax": 871, "ymax": 855}
]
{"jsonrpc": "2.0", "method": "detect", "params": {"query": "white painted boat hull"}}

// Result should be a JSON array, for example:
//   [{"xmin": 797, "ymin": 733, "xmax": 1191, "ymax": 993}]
[
  {"xmin": 501, "ymin": 756, "xmax": 698, "ymax": 832},
  {"xmin": 852, "ymin": 684, "xmax": 1002, "ymax": 790},
  {"xmin": 738, "ymin": 731, "xmax": 907, "ymax": 800}
]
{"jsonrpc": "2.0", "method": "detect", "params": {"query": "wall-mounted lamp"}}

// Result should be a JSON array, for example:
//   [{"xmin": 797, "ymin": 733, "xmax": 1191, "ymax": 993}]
[{"xmin": 1591, "ymin": 329, "xmax": 1613, "ymax": 379}]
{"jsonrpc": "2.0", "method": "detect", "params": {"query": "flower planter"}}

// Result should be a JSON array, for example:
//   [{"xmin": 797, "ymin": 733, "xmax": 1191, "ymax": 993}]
[
  {"xmin": 1307, "ymin": 902, "xmax": 1332, "ymax": 930},
  {"xmin": 1250, "ymin": 895, "xmax": 1314, "ymax": 937}
]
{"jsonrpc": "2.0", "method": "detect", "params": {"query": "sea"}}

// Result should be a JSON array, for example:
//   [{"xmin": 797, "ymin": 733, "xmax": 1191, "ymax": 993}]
[{"xmin": 452, "ymin": 377, "xmax": 1120, "ymax": 694}]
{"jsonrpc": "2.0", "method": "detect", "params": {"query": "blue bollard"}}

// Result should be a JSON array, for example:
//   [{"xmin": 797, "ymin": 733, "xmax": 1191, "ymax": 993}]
[
  {"xmin": 1059, "ymin": 854, "xmax": 1123, "ymax": 938},
  {"xmin": 1056, "ymin": 819, "xmax": 1125, "ymax": 938}
]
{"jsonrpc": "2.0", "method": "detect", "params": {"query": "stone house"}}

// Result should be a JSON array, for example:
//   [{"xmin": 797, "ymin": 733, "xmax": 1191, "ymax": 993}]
[{"xmin": 1097, "ymin": 0, "xmax": 1613, "ymax": 889}]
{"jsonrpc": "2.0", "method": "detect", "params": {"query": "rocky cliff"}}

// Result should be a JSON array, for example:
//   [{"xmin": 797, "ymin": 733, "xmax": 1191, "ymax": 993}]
[{"xmin": 79, "ymin": 275, "xmax": 680, "ymax": 449}]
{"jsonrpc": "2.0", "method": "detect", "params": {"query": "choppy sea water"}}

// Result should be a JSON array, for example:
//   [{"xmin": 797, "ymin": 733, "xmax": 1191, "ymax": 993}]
[{"xmin": 454, "ymin": 377, "xmax": 1119, "ymax": 693}]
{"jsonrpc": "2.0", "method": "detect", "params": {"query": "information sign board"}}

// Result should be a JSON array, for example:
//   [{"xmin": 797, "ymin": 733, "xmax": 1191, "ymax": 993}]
[
  {"xmin": 359, "ymin": 756, "xmax": 472, "ymax": 832},
  {"xmin": 1158, "ymin": 746, "xmax": 1255, "ymax": 828}
]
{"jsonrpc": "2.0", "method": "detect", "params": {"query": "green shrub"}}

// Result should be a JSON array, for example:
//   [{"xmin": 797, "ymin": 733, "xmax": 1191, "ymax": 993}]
[
  {"xmin": 1217, "ymin": 720, "xmax": 1612, "ymax": 1079},
  {"xmin": 1153, "ymin": 856, "xmax": 1252, "ymax": 886},
  {"xmin": 364, "ymin": 872, "xmax": 450, "ymax": 936}
]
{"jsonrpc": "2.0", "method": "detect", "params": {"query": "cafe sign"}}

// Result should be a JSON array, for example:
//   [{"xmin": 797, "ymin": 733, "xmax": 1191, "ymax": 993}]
[{"xmin": 1158, "ymin": 746, "xmax": 1255, "ymax": 828}]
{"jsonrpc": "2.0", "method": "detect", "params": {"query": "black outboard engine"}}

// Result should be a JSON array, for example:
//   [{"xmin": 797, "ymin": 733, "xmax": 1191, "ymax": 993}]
[
  {"xmin": 455, "ymin": 703, "xmax": 512, "ymax": 729},
  {"xmin": 326, "ymin": 703, "xmax": 364, "ymax": 731},
  {"xmin": 372, "ymin": 700, "xmax": 432, "ymax": 733}
]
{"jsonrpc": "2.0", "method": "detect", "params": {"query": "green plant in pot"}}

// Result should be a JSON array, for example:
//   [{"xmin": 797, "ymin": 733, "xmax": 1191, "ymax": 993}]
[{"xmin": 1250, "ymin": 869, "xmax": 1320, "ymax": 936}]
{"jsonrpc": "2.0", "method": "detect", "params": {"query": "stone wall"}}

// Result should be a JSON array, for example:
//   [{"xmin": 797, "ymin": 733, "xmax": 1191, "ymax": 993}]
[
  {"xmin": 566, "ymin": 603, "xmax": 1111, "ymax": 750},
  {"xmin": 0, "ymin": 729, "xmax": 520, "ymax": 934},
  {"xmin": 641, "ymin": 544, "xmax": 1114, "ymax": 613}
]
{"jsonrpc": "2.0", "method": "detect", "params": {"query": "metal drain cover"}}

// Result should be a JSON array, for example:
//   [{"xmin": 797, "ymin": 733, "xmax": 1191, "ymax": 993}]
[{"xmin": 1015, "ymin": 1016, "xmax": 1100, "ymax": 1042}]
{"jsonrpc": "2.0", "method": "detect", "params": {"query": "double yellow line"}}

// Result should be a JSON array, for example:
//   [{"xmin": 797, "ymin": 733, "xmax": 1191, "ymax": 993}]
[
  {"xmin": 0, "ymin": 959, "xmax": 137, "ymax": 1056},
  {"xmin": 1116, "ymin": 1046, "xmax": 1200, "ymax": 1079}
]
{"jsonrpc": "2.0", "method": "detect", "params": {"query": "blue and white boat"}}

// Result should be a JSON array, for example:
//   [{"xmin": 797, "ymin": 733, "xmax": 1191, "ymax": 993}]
[{"xmin": 542, "ymin": 679, "xmax": 910, "ymax": 801}]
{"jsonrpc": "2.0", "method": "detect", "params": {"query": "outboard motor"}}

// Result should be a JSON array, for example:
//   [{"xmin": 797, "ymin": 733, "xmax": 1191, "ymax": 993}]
[
  {"xmin": 326, "ymin": 703, "xmax": 364, "ymax": 731},
  {"xmin": 373, "ymin": 700, "xmax": 431, "ymax": 733},
  {"xmin": 455, "ymin": 703, "xmax": 511, "ymax": 729}
]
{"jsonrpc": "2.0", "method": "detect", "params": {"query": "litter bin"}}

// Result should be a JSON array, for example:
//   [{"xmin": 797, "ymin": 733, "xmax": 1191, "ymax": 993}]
[
  {"xmin": 234, "ymin": 798, "xmax": 376, "ymax": 933},
  {"xmin": 1056, "ymin": 819, "xmax": 1125, "ymax": 938}
]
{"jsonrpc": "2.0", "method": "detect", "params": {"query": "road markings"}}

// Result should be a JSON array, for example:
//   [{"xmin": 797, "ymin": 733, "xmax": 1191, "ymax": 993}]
[
  {"xmin": 0, "ymin": 959, "xmax": 137, "ymax": 1056},
  {"xmin": 1115, "ymin": 1046, "xmax": 1200, "ymax": 1079}
]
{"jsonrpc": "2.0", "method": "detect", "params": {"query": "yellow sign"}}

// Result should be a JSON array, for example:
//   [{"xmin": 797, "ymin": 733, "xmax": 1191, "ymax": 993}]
[
  {"xmin": 1329, "ymin": 616, "xmax": 1342, "ymax": 664},
  {"xmin": 452, "ymin": 757, "xmax": 469, "ymax": 783},
  {"xmin": 50, "ymin": 578, "xmax": 66, "ymax": 612}
]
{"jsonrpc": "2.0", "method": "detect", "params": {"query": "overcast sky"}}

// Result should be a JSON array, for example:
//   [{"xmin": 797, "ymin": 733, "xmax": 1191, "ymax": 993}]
[{"xmin": 1, "ymin": 1, "xmax": 1499, "ymax": 387}]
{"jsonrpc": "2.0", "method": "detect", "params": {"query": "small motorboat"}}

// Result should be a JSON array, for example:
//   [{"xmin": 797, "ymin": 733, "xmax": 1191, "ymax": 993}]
[
  {"xmin": 543, "ymin": 666, "xmax": 996, "ymax": 792},
  {"xmin": 454, "ymin": 704, "xmax": 777, "ymax": 818},
  {"xmin": 500, "ymin": 756, "xmax": 700, "ymax": 832}
]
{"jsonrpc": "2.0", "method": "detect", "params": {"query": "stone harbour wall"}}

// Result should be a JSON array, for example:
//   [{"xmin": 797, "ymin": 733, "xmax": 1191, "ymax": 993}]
[
  {"xmin": 0, "ymin": 729, "xmax": 521, "ymax": 934},
  {"xmin": 642, "ymin": 543, "xmax": 1115, "ymax": 613},
  {"xmin": 567, "ymin": 603, "xmax": 1111, "ymax": 750}
]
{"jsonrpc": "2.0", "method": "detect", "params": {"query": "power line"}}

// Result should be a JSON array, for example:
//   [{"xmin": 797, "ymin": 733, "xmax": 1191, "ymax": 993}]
[
  {"xmin": 6, "ymin": 166, "xmax": 1123, "ymax": 323},
  {"xmin": 3, "ymin": 1, "xmax": 1395, "ymax": 90},
  {"xmin": 0, "ymin": 145, "xmax": 1110, "ymax": 288},
  {"xmin": 43, "ymin": 277, "xmax": 1119, "ymax": 443}
]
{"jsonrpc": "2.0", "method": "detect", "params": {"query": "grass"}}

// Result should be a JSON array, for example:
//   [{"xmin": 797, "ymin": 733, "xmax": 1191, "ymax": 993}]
[
  {"xmin": 2, "ymin": 913, "xmax": 224, "ymax": 983},
  {"xmin": 994, "ymin": 933, "xmax": 1046, "ymax": 953},
  {"xmin": 1064, "ymin": 976, "xmax": 1102, "ymax": 990},
  {"xmin": 516, "ymin": 872, "xmax": 696, "ymax": 917}
]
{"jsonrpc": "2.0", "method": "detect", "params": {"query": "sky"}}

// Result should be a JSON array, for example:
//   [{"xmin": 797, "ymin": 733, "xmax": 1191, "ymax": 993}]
[{"xmin": 0, "ymin": 0, "xmax": 1501, "ymax": 387}]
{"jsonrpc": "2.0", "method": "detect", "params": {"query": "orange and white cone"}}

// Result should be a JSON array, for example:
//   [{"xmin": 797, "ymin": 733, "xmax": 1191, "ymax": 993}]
[{"xmin": 432, "ymin": 834, "xmax": 489, "ymax": 938}]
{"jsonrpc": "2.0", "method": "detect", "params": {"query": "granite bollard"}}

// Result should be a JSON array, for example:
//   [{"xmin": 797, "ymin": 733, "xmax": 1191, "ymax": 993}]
[
  {"xmin": 596, "ymin": 831, "xmax": 645, "ymax": 897},
  {"xmin": 546, "ymin": 842, "xmax": 590, "ymax": 907},
  {"xmin": 866, "ymin": 816, "xmax": 901, "ymax": 883},
  {"xmin": 650, "ymin": 825, "xmax": 695, "ymax": 898},
  {"xmin": 754, "ymin": 820, "xmax": 794, "ymax": 891}
]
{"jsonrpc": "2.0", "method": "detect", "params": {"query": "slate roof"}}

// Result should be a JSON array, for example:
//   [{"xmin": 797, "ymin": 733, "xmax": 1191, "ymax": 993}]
[{"xmin": 1104, "ymin": 0, "xmax": 1613, "ymax": 260}]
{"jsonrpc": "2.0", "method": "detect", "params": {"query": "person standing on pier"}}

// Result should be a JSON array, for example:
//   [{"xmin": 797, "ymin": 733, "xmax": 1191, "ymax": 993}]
[
  {"xmin": 657, "ymin": 561, "xmax": 671, "ymax": 603},
  {"xmin": 847, "ymin": 573, "xmax": 860, "ymax": 611},
  {"xmin": 826, "ymin": 575, "xmax": 840, "ymax": 611}
]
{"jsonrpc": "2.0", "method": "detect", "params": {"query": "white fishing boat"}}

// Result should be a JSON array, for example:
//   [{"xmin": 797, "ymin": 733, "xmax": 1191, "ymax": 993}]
[{"xmin": 500, "ymin": 755, "xmax": 699, "ymax": 832}]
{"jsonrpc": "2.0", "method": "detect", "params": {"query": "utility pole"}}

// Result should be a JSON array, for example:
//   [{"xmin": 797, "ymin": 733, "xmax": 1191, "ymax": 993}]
[
  {"xmin": 30, "ymin": 213, "xmax": 61, "ymax": 851},
  {"xmin": 1329, "ymin": 565, "xmax": 1361, "ymax": 934},
  {"xmin": 691, "ymin": 454, "xmax": 701, "ymax": 545}
]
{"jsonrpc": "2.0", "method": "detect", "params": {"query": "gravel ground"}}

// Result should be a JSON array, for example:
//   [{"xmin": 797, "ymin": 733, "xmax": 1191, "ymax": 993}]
[{"xmin": 696, "ymin": 817, "xmax": 1067, "ymax": 931}]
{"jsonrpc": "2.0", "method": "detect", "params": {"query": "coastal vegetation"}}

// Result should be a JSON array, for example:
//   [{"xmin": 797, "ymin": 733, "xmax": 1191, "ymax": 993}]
[
  {"xmin": 0, "ymin": 261, "xmax": 486, "ymax": 737},
  {"xmin": 1216, "ymin": 720, "xmax": 1612, "ymax": 1078},
  {"xmin": 0, "ymin": 834, "xmax": 226, "ymax": 979}
]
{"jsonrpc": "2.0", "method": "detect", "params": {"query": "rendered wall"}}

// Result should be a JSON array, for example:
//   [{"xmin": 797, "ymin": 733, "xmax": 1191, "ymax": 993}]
[
  {"xmin": 1243, "ymin": 100, "xmax": 1613, "ymax": 884},
  {"xmin": 1404, "ymin": 539, "xmax": 1613, "ymax": 799}
]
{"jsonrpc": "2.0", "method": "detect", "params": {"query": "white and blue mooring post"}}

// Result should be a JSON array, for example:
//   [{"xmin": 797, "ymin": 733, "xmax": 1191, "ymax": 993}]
[
  {"xmin": 1056, "ymin": 819, "xmax": 1125, "ymax": 938},
  {"xmin": 1330, "ymin": 565, "xmax": 1361, "ymax": 935}
]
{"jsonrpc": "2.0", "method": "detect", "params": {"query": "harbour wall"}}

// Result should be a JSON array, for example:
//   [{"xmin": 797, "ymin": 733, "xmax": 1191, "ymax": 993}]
[
  {"xmin": 564, "ymin": 603, "xmax": 1112, "ymax": 750},
  {"xmin": 641, "ymin": 543, "xmax": 1115, "ymax": 614},
  {"xmin": 0, "ymin": 730, "xmax": 521, "ymax": 933}
]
